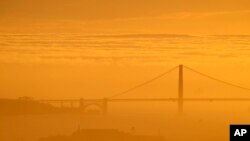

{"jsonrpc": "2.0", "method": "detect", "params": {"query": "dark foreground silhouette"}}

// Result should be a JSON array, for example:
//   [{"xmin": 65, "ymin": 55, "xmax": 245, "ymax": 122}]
[{"xmin": 40, "ymin": 129, "xmax": 167, "ymax": 141}]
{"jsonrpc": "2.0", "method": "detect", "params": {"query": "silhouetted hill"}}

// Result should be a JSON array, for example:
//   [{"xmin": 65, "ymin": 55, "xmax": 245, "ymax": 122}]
[
  {"xmin": 40, "ymin": 129, "xmax": 167, "ymax": 141},
  {"xmin": 0, "ymin": 98, "xmax": 79, "ymax": 115}
]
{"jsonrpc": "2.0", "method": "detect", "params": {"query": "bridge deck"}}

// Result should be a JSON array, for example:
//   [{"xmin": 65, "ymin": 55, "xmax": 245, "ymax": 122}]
[{"xmin": 39, "ymin": 98, "xmax": 250, "ymax": 103}]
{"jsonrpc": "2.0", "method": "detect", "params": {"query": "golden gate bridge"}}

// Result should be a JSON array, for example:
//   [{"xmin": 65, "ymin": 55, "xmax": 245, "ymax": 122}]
[{"xmin": 39, "ymin": 65, "xmax": 250, "ymax": 114}]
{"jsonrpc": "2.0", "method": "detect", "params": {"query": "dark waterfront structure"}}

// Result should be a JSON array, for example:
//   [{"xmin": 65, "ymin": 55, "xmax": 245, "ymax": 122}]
[{"xmin": 40, "ymin": 129, "xmax": 167, "ymax": 141}]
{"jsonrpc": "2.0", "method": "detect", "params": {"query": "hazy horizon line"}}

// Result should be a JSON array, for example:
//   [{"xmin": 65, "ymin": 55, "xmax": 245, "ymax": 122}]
[{"xmin": 1, "ymin": 33, "xmax": 250, "ymax": 37}]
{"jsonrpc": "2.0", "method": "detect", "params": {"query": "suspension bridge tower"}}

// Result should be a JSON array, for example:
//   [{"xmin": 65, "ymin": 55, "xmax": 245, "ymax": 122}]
[{"xmin": 178, "ymin": 64, "xmax": 184, "ymax": 114}]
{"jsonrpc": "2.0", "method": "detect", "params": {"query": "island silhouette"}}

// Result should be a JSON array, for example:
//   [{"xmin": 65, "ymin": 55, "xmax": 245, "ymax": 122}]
[{"xmin": 39, "ymin": 128, "xmax": 167, "ymax": 141}]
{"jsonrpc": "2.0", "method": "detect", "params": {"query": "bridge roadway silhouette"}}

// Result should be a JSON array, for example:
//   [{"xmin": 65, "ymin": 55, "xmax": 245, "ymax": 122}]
[{"xmin": 39, "ymin": 65, "xmax": 250, "ymax": 114}]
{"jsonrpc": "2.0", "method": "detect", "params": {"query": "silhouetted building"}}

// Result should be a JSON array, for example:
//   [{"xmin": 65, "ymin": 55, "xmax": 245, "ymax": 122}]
[{"xmin": 40, "ymin": 129, "xmax": 167, "ymax": 141}]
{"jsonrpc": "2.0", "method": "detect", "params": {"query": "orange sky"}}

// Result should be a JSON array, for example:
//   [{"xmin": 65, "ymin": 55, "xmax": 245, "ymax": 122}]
[
  {"xmin": 1, "ymin": 0, "xmax": 250, "ymax": 99},
  {"xmin": 1, "ymin": 0, "xmax": 250, "ymax": 34}
]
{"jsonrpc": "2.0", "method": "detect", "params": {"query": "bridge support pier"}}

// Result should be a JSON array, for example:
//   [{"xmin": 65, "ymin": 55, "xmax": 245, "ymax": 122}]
[
  {"xmin": 80, "ymin": 98, "xmax": 85, "ymax": 108},
  {"xmin": 178, "ymin": 64, "xmax": 184, "ymax": 115},
  {"xmin": 102, "ymin": 98, "xmax": 108, "ymax": 115},
  {"xmin": 79, "ymin": 98, "xmax": 108, "ymax": 115}
]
